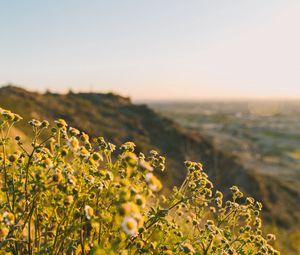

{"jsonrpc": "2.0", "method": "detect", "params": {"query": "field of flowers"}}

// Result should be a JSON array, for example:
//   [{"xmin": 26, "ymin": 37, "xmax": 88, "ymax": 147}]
[{"xmin": 0, "ymin": 108, "xmax": 279, "ymax": 254}]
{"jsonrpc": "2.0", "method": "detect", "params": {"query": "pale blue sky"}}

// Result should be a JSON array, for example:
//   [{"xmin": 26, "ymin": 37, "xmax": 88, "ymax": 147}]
[{"xmin": 0, "ymin": 1, "xmax": 299, "ymax": 100}]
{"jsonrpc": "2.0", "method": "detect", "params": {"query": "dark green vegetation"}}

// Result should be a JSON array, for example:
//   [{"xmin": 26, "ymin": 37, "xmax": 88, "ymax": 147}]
[{"xmin": 0, "ymin": 86, "xmax": 299, "ymax": 253}]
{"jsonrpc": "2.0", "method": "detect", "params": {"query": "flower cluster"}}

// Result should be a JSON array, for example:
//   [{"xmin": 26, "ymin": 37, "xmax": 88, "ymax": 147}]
[{"xmin": 0, "ymin": 108, "xmax": 280, "ymax": 254}]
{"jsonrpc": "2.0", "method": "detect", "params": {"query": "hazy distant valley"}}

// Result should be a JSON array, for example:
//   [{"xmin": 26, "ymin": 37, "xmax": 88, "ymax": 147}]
[{"xmin": 150, "ymin": 101, "xmax": 300, "ymax": 187}]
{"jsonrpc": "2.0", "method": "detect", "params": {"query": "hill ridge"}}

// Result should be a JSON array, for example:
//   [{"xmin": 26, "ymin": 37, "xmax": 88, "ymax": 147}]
[{"xmin": 0, "ymin": 85, "xmax": 299, "ymax": 228}]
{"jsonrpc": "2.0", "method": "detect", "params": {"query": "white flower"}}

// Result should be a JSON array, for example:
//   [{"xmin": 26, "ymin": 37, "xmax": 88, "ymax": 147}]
[
  {"xmin": 145, "ymin": 172, "xmax": 153, "ymax": 182},
  {"xmin": 68, "ymin": 137, "xmax": 79, "ymax": 151},
  {"xmin": 84, "ymin": 175, "xmax": 95, "ymax": 184},
  {"xmin": 64, "ymin": 165, "xmax": 74, "ymax": 175},
  {"xmin": 43, "ymin": 158, "xmax": 53, "ymax": 169},
  {"xmin": 96, "ymin": 182, "xmax": 104, "ymax": 191},
  {"xmin": 145, "ymin": 173, "xmax": 162, "ymax": 192},
  {"xmin": 138, "ymin": 159, "xmax": 153, "ymax": 171},
  {"xmin": 84, "ymin": 205, "xmax": 94, "ymax": 220},
  {"xmin": 67, "ymin": 175, "xmax": 76, "ymax": 186},
  {"xmin": 69, "ymin": 127, "xmax": 80, "ymax": 136},
  {"xmin": 28, "ymin": 119, "xmax": 42, "ymax": 127},
  {"xmin": 121, "ymin": 216, "xmax": 138, "ymax": 236},
  {"xmin": 3, "ymin": 211, "xmax": 14, "ymax": 225}
]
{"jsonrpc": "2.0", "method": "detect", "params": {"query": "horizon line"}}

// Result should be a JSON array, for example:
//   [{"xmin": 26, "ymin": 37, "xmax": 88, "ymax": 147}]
[{"xmin": 2, "ymin": 83, "xmax": 300, "ymax": 103}]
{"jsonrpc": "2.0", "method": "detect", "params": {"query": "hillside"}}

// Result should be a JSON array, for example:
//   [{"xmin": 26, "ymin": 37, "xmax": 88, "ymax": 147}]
[{"xmin": 1, "ymin": 85, "xmax": 299, "ymax": 230}]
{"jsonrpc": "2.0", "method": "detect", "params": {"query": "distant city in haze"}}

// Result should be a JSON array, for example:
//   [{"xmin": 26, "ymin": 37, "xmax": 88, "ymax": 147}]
[{"xmin": 1, "ymin": 0, "xmax": 300, "ymax": 100}]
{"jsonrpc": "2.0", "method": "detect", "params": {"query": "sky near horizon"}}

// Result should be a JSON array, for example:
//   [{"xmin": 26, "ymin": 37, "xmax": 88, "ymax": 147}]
[{"xmin": 0, "ymin": 1, "xmax": 300, "ymax": 101}]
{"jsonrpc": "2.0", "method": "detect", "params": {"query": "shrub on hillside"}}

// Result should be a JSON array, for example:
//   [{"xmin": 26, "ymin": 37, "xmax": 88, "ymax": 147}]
[{"xmin": 0, "ymin": 108, "xmax": 279, "ymax": 254}]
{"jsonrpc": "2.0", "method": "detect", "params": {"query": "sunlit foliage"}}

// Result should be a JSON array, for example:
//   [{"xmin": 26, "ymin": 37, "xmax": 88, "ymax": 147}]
[{"xmin": 0, "ymin": 108, "xmax": 279, "ymax": 254}]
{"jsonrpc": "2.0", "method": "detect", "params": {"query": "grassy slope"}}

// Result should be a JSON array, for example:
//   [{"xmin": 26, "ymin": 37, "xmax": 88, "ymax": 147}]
[{"xmin": 1, "ymin": 86, "xmax": 300, "ymax": 252}]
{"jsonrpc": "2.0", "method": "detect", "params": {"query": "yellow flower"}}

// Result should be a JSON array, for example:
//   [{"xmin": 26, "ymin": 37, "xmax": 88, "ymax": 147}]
[
  {"xmin": 121, "ymin": 216, "xmax": 138, "ymax": 236},
  {"xmin": 123, "ymin": 152, "xmax": 138, "ymax": 166},
  {"xmin": 78, "ymin": 147, "xmax": 90, "ymax": 157},
  {"xmin": 67, "ymin": 175, "xmax": 77, "ymax": 186},
  {"xmin": 68, "ymin": 137, "xmax": 79, "ymax": 151},
  {"xmin": 52, "ymin": 172, "xmax": 63, "ymax": 183},
  {"xmin": 134, "ymin": 194, "xmax": 146, "ymax": 208},
  {"xmin": 28, "ymin": 119, "xmax": 42, "ymax": 127},
  {"xmin": 69, "ymin": 127, "xmax": 80, "ymax": 136},
  {"xmin": 84, "ymin": 175, "xmax": 95, "ymax": 184},
  {"xmin": 138, "ymin": 159, "xmax": 153, "ymax": 171},
  {"xmin": 55, "ymin": 119, "xmax": 67, "ymax": 128},
  {"xmin": 84, "ymin": 205, "xmax": 94, "ymax": 220},
  {"xmin": 3, "ymin": 212, "xmax": 14, "ymax": 225},
  {"xmin": 119, "ymin": 203, "xmax": 131, "ymax": 216},
  {"xmin": 64, "ymin": 195, "xmax": 74, "ymax": 206},
  {"xmin": 119, "ymin": 202, "xmax": 140, "ymax": 218},
  {"xmin": 145, "ymin": 173, "xmax": 162, "ymax": 192},
  {"xmin": 81, "ymin": 132, "xmax": 89, "ymax": 143},
  {"xmin": 0, "ymin": 227, "xmax": 9, "ymax": 240},
  {"xmin": 43, "ymin": 158, "xmax": 53, "ymax": 169},
  {"xmin": 180, "ymin": 242, "xmax": 195, "ymax": 254}
]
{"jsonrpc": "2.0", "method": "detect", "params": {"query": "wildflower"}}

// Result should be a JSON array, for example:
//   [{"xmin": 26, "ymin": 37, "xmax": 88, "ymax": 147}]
[
  {"xmin": 215, "ymin": 191, "xmax": 223, "ymax": 199},
  {"xmin": 78, "ymin": 147, "xmax": 90, "ymax": 157},
  {"xmin": 158, "ymin": 163, "xmax": 165, "ymax": 172},
  {"xmin": 84, "ymin": 175, "xmax": 95, "ymax": 184},
  {"xmin": 150, "ymin": 150, "xmax": 158, "ymax": 156},
  {"xmin": 180, "ymin": 242, "xmax": 195, "ymax": 254},
  {"xmin": 41, "ymin": 120, "xmax": 49, "ymax": 128},
  {"xmin": 266, "ymin": 234, "xmax": 276, "ymax": 241},
  {"xmin": 108, "ymin": 143, "xmax": 116, "ymax": 152},
  {"xmin": 8, "ymin": 153, "xmax": 18, "ymax": 163},
  {"xmin": 52, "ymin": 172, "xmax": 63, "ymax": 183},
  {"xmin": 123, "ymin": 152, "xmax": 138, "ymax": 167},
  {"xmin": 121, "ymin": 216, "xmax": 138, "ymax": 236},
  {"xmin": 119, "ymin": 202, "xmax": 140, "ymax": 218},
  {"xmin": 68, "ymin": 137, "xmax": 79, "ymax": 151},
  {"xmin": 119, "ymin": 203, "xmax": 132, "ymax": 216},
  {"xmin": 0, "ymin": 227, "xmax": 9, "ymax": 240},
  {"xmin": 3, "ymin": 212, "xmax": 14, "ymax": 225},
  {"xmin": 120, "ymin": 142, "xmax": 136, "ymax": 152},
  {"xmin": 69, "ymin": 127, "xmax": 80, "ymax": 136},
  {"xmin": 28, "ymin": 119, "xmax": 42, "ymax": 127},
  {"xmin": 134, "ymin": 194, "xmax": 146, "ymax": 208},
  {"xmin": 2, "ymin": 109, "xmax": 15, "ymax": 120},
  {"xmin": 55, "ymin": 119, "xmax": 67, "ymax": 128},
  {"xmin": 92, "ymin": 152, "xmax": 103, "ymax": 161},
  {"xmin": 105, "ymin": 171, "xmax": 114, "ymax": 181},
  {"xmin": 138, "ymin": 159, "xmax": 153, "ymax": 171},
  {"xmin": 80, "ymin": 132, "xmax": 89, "ymax": 143},
  {"xmin": 61, "ymin": 148, "xmax": 68, "ymax": 156},
  {"xmin": 67, "ymin": 175, "xmax": 77, "ymax": 186},
  {"xmin": 84, "ymin": 205, "xmax": 94, "ymax": 220},
  {"xmin": 64, "ymin": 164, "xmax": 74, "ymax": 175},
  {"xmin": 130, "ymin": 203, "xmax": 141, "ymax": 219},
  {"xmin": 43, "ymin": 158, "xmax": 53, "ymax": 169},
  {"xmin": 145, "ymin": 173, "xmax": 162, "ymax": 192},
  {"xmin": 96, "ymin": 182, "xmax": 104, "ymax": 191},
  {"xmin": 64, "ymin": 195, "xmax": 74, "ymax": 206},
  {"xmin": 230, "ymin": 186, "xmax": 239, "ymax": 194},
  {"xmin": 246, "ymin": 197, "xmax": 255, "ymax": 205}
]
